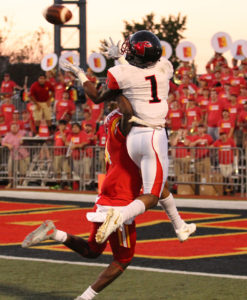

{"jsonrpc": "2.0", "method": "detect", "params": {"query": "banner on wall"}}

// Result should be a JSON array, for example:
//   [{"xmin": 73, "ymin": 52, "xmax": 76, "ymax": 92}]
[
  {"xmin": 176, "ymin": 41, "xmax": 196, "ymax": 62},
  {"xmin": 59, "ymin": 52, "xmax": 80, "ymax": 71},
  {"xmin": 41, "ymin": 53, "xmax": 58, "ymax": 71},
  {"xmin": 160, "ymin": 41, "xmax": 172, "ymax": 59},
  {"xmin": 211, "ymin": 32, "xmax": 232, "ymax": 53},
  {"xmin": 231, "ymin": 39, "xmax": 247, "ymax": 60},
  {"xmin": 88, "ymin": 53, "xmax": 106, "ymax": 73}
]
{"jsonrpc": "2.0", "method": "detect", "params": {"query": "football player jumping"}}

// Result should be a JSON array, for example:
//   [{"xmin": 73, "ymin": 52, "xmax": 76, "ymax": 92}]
[{"xmin": 59, "ymin": 30, "xmax": 196, "ymax": 245}]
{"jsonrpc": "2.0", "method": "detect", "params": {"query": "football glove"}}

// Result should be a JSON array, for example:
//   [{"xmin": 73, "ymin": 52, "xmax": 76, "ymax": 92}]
[
  {"xmin": 59, "ymin": 58, "xmax": 89, "ymax": 84},
  {"xmin": 102, "ymin": 37, "xmax": 122, "ymax": 59}
]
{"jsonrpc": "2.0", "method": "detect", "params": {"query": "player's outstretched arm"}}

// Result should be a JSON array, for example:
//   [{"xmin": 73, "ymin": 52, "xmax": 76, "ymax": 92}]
[{"xmin": 59, "ymin": 58, "xmax": 120, "ymax": 103}]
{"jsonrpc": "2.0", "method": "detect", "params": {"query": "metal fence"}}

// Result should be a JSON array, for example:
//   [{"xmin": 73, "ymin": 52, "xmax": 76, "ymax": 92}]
[
  {"xmin": 0, "ymin": 145, "xmax": 105, "ymax": 191},
  {"xmin": 168, "ymin": 146, "xmax": 246, "ymax": 197},
  {"xmin": 0, "ymin": 144, "xmax": 246, "ymax": 197}
]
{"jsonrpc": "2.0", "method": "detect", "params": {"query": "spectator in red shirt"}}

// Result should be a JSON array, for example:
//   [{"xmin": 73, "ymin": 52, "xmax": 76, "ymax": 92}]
[
  {"xmin": 218, "ymin": 82, "xmax": 231, "ymax": 106},
  {"xmin": 229, "ymin": 67, "xmax": 245, "ymax": 95},
  {"xmin": 205, "ymin": 89, "xmax": 223, "ymax": 140},
  {"xmin": 30, "ymin": 74, "xmax": 54, "ymax": 134},
  {"xmin": 197, "ymin": 77, "xmax": 210, "ymax": 97},
  {"xmin": 11, "ymin": 110, "xmax": 24, "ymax": 130},
  {"xmin": 54, "ymin": 72, "xmax": 66, "ymax": 103},
  {"xmin": 198, "ymin": 72, "xmax": 214, "ymax": 87},
  {"xmin": 189, "ymin": 124, "xmax": 214, "ymax": 175},
  {"xmin": 0, "ymin": 113, "xmax": 9, "ymax": 138},
  {"xmin": 20, "ymin": 110, "xmax": 34, "ymax": 135},
  {"xmin": 175, "ymin": 61, "xmax": 194, "ymax": 82},
  {"xmin": 224, "ymin": 92, "xmax": 241, "ymax": 123},
  {"xmin": 177, "ymin": 74, "xmax": 198, "ymax": 97},
  {"xmin": 53, "ymin": 119, "xmax": 71, "ymax": 186},
  {"xmin": 206, "ymin": 52, "xmax": 227, "ymax": 73},
  {"xmin": 0, "ymin": 95, "xmax": 16, "ymax": 125},
  {"xmin": 237, "ymin": 84, "xmax": 247, "ymax": 108},
  {"xmin": 196, "ymin": 87, "xmax": 210, "ymax": 121},
  {"xmin": 66, "ymin": 123, "xmax": 88, "ymax": 182},
  {"xmin": 81, "ymin": 108, "xmax": 96, "ymax": 132},
  {"xmin": 238, "ymin": 102, "xmax": 247, "ymax": 147},
  {"xmin": 170, "ymin": 127, "xmax": 191, "ymax": 178},
  {"xmin": 0, "ymin": 73, "xmax": 22, "ymax": 97},
  {"xmin": 213, "ymin": 131, "xmax": 236, "ymax": 195},
  {"xmin": 81, "ymin": 123, "xmax": 97, "ymax": 181},
  {"xmin": 211, "ymin": 68, "xmax": 224, "ymax": 92},
  {"xmin": 178, "ymin": 85, "xmax": 190, "ymax": 111},
  {"xmin": 55, "ymin": 90, "xmax": 76, "ymax": 121},
  {"xmin": 184, "ymin": 98, "xmax": 202, "ymax": 131},
  {"xmin": 220, "ymin": 64, "xmax": 232, "ymax": 84},
  {"xmin": 45, "ymin": 70, "xmax": 57, "ymax": 87},
  {"xmin": 217, "ymin": 109, "xmax": 235, "ymax": 139},
  {"xmin": 166, "ymin": 100, "xmax": 184, "ymax": 131},
  {"xmin": 2, "ymin": 123, "xmax": 30, "ymax": 188},
  {"xmin": 86, "ymin": 99, "xmax": 104, "ymax": 126},
  {"xmin": 96, "ymin": 121, "xmax": 107, "ymax": 173}
]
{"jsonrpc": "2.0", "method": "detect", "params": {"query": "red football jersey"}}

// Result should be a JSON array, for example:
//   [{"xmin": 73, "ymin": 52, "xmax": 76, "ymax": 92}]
[{"xmin": 97, "ymin": 110, "xmax": 142, "ymax": 207}]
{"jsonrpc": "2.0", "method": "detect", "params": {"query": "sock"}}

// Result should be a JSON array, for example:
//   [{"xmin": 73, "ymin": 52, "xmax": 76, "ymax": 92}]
[
  {"xmin": 80, "ymin": 286, "xmax": 98, "ymax": 300},
  {"xmin": 52, "ymin": 229, "xmax": 67, "ymax": 243},
  {"xmin": 121, "ymin": 199, "xmax": 146, "ymax": 223},
  {"xmin": 159, "ymin": 193, "xmax": 184, "ymax": 231}
]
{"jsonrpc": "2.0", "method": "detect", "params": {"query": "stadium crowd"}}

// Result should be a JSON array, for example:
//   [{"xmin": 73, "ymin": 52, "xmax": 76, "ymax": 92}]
[{"xmin": 0, "ymin": 51, "xmax": 246, "ymax": 194}]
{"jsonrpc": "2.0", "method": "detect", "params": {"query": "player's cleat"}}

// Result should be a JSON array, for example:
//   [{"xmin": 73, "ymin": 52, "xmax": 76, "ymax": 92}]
[
  {"xmin": 21, "ymin": 220, "xmax": 56, "ymax": 248},
  {"xmin": 176, "ymin": 222, "xmax": 196, "ymax": 242},
  {"xmin": 74, "ymin": 297, "xmax": 84, "ymax": 300},
  {"xmin": 95, "ymin": 208, "xmax": 123, "ymax": 244}
]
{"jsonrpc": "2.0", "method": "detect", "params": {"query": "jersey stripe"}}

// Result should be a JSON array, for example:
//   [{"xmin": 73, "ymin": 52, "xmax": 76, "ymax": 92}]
[
  {"xmin": 107, "ymin": 71, "xmax": 120, "ymax": 90},
  {"xmin": 151, "ymin": 130, "xmax": 163, "ymax": 197}
]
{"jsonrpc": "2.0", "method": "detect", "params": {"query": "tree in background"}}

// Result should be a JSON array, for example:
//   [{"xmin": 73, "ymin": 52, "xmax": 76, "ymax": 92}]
[
  {"xmin": 0, "ymin": 16, "xmax": 52, "ymax": 85},
  {"xmin": 0, "ymin": 16, "xmax": 51, "ymax": 64},
  {"xmin": 122, "ymin": 13, "xmax": 187, "ymax": 69}
]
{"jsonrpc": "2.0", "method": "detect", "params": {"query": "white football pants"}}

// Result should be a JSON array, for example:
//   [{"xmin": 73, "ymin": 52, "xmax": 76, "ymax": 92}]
[{"xmin": 126, "ymin": 127, "xmax": 169, "ymax": 197}]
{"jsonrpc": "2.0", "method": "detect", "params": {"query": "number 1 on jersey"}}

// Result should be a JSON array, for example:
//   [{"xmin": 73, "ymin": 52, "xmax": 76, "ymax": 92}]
[{"xmin": 145, "ymin": 75, "xmax": 161, "ymax": 103}]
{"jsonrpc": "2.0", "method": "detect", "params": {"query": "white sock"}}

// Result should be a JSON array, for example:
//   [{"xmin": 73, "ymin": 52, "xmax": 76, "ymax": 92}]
[
  {"xmin": 159, "ymin": 193, "xmax": 184, "ymax": 231},
  {"xmin": 80, "ymin": 286, "xmax": 98, "ymax": 300},
  {"xmin": 52, "ymin": 229, "xmax": 67, "ymax": 243},
  {"xmin": 121, "ymin": 199, "xmax": 146, "ymax": 223}
]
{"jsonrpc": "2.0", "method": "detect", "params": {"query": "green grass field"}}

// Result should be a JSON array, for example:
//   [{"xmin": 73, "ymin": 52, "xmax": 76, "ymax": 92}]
[{"xmin": 0, "ymin": 258, "xmax": 246, "ymax": 300}]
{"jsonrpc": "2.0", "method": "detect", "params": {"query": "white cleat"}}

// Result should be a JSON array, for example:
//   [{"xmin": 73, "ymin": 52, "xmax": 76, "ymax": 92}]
[
  {"xmin": 95, "ymin": 208, "xmax": 123, "ymax": 244},
  {"xmin": 21, "ymin": 220, "xmax": 56, "ymax": 248},
  {"xmin": 74, "ymin": 297, "xmax": 84, "ymax": 300},
  {"xmin": 176, "ymin": 222, "xmax": 196, "ymax": 242}
]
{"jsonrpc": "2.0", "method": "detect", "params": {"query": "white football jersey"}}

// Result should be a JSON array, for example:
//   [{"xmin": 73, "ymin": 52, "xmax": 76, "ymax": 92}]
[{"xmin": 108, "ymin": 57, "xmax": 173, "ymax": 125}]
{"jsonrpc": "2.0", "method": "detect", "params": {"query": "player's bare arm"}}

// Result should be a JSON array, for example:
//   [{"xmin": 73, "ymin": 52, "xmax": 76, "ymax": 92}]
[{"xmin": 59, "ymin": 58, "xmax": 121, "ymax": 104}]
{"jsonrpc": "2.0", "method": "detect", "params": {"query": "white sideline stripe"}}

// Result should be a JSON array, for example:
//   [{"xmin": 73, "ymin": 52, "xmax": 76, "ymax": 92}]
[
  {"xmin": 0, "ymin": 255, "xmax": 246, "ymax": 280},
  {"xmin": 1, "ymin": 190, "xmax": 247, "ymax": 210}
]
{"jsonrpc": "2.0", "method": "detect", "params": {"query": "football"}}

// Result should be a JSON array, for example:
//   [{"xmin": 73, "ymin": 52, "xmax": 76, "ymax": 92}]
[{"xmin": 43, "ymin": 5, "xmax": 72, "ymax": 25}]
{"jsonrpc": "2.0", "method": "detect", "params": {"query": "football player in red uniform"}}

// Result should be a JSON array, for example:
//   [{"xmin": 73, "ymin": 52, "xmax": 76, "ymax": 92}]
[{"xmin": 22, "ymin": 94, "xmax": 195, "ymax": 300}]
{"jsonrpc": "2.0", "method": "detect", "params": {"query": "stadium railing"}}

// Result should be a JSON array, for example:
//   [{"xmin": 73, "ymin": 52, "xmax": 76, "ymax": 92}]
[{"xmin": 0, "ymin": 145, "xmax": 246, "ymax": 197}]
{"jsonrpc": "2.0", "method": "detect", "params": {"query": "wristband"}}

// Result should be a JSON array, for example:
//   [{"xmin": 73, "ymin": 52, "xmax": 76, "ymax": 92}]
[{"xmin": 78, "ymin": 71, "xmax": 89, "ymax": 84}]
